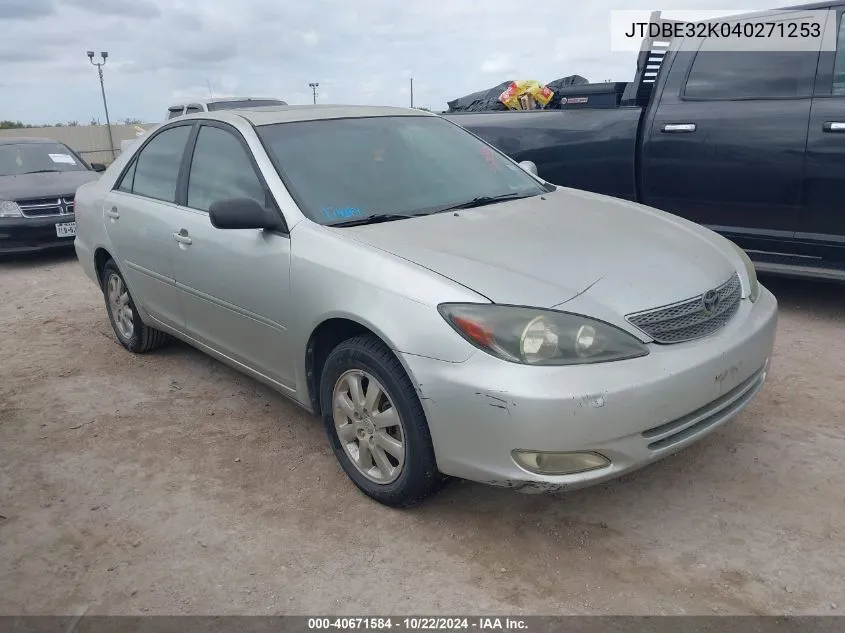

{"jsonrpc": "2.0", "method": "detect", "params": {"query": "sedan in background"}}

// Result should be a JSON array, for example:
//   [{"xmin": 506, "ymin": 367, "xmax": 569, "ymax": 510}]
[
  {"xmin": 0, "ymin": 137, "xmax": 104, "ymax": 255},
  {"xmin": 73, "ymin": 105, "xmax": 777, "ymax": 507}
]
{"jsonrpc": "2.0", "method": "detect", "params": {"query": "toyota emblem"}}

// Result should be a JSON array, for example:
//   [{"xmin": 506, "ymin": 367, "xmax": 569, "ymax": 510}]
[{"xmin": 702, "ymin": 289, "xmax": 720, "ymax": 315}]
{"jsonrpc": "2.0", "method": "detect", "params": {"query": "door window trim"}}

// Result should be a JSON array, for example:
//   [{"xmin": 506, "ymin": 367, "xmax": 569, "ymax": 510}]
[
  {"xmin": 178, "ymin": 119, "xmax": 290, "ymax": 234},
  {"xmin": 111, "ymin": 121, "xmax": 196, "ymax": 201},
  {"xmin": 812, "ymin": 7, "xmax": 845, "ymax": 97}
]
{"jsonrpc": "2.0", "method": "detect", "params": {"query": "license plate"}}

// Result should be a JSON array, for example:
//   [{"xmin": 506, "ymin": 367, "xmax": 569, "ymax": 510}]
[{"xmin": 55, "ymin": 222, "xmax": 76, "ymax": 238}]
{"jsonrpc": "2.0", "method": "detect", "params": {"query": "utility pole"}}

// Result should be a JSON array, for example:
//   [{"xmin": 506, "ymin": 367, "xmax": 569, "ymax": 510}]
[
  {"xmin": 410, "ymin": 78, "xmax": 414, "ymax": 108},
  {"xmin": 87, "ymin": 51, "xmax": 115, "ymax": 160},
  {"xmin": 308, "ymin": 82, "xmax": 319, "ymax": 104}
]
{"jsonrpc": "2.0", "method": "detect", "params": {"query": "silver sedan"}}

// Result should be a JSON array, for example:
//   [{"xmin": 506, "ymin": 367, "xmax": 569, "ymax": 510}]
[{"xmin": 74, "ymin": 105, "xmax": 777, "ymax": 507}]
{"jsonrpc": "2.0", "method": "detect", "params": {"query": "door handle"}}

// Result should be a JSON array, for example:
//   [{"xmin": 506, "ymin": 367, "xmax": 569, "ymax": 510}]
[
  {"xmin": 172, "ymin": 231, "xmax": 192, "ymax": 245},
  {"xmin": 661, "ymin": 123, "xmax": 697, "ymax": 133},
  {"xmin": 106, "ymin": 207, "xmax": 120, "ymax": 220},
  {"xmin": 823, "ymin": 121, "xmax": 845, "ymax": 133}
]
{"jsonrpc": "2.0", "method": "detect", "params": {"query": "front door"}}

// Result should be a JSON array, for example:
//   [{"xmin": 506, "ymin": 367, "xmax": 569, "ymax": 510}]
[
  {"xmin": 171, "ymin": 122, "xmax": 296, "ymax": 389},
  {"xmin": 641, "ymin": 11, "xmax": 823, "ymax": 257},
  {"xmin": 103, "ymin": 123, "xmax": 193, "ymax": 329}
]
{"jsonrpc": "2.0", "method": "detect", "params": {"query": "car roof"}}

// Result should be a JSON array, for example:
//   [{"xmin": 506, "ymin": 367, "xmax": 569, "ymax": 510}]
[
  {"xmin": 0, "ymin": 136, "xmax": 64, "ymax": 146},
  {"xmin": 233, "ymin": 104, "xmax": 436, "ymax": 126}
]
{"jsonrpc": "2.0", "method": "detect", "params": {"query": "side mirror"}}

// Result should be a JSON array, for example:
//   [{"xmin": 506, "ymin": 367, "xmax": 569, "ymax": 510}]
[
  {"xmin": 90, "ymin": 162, "xmax": 107, "ymax": 172},
  {"xmin": 208, "ymin": 197, "xmax": 286, "ymax": 232},
  {"xmin": 518, "ymin": 160, "xmax": 539, "ymax": 177}
]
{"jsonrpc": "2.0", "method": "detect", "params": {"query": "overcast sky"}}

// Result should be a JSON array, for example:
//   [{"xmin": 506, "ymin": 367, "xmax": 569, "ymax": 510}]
[{"xmin": 1, "ymin": 0, "xmax": 776, "ymax": 125}]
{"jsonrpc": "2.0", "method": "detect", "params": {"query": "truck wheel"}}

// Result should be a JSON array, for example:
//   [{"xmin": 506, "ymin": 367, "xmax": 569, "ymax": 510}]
[
  {"xmin": 102, "ymin": 259, "xmax": 169, "ymax": 353},
  {"xmin": 319, "ymin": 335, "xmax": 444, "ymax": 507}
]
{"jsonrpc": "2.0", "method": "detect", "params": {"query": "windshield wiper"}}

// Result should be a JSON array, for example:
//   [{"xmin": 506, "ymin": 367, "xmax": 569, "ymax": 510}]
[
  {"xmin": 328, "ymin": 193, "xmax": 537, "ymax": 227},
  {"xmin": 433, "ymin": 192, "xmax": 535, "ymax": 213},
  {"xmin": 329, "ymin": 213, "xmax": 421, "ymax": 227},
  {"xmin": 22, "ymin": 169, "xmax": 61, "ymax": 174}
]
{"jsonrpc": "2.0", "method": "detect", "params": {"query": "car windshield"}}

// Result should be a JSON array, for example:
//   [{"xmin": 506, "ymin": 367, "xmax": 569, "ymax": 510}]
[
  {"xmin": 255, "ymin": 115, "xmax": 549, "ymax": 225},
  {"xmin": 206, "ymin": 99, "xmax": 287, "ymax": 111},
  {"xmin": 0, "ymin": 142, "xmax": 88, "ymax": 176}
]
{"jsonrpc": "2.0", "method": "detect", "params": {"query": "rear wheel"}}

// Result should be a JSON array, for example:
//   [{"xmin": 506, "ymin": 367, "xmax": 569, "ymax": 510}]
[
  {"xmin": 102, "ymin": 259, "xmax": 169, "ymax": 353},
  {"xmin": 319, "ymin": 335, "xmax": 444, "ymax": 507}
]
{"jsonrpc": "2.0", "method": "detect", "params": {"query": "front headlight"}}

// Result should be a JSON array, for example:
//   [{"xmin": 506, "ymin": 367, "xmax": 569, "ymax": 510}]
[
  {"xmin": 0, "ymin": 200, "xmax": 22, "ymax": 218},
  {"xmin": 438, "ymin": 303, "xmax": 649, "ymax": 366},
  {"xmin": 727, "ymin": 241, "xmax": 760, "ymax": 302}
]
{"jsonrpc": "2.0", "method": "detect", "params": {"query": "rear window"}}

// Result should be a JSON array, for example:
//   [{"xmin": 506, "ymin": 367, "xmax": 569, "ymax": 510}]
[{"xmin": 206, "ymin": 99, "xmax": 287, "ymax": 111}]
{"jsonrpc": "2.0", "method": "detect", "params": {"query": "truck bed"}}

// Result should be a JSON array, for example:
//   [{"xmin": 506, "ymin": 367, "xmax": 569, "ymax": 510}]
[{"xmin": 444, "ymin": 108, "xmax": 644, "ymax": 202}]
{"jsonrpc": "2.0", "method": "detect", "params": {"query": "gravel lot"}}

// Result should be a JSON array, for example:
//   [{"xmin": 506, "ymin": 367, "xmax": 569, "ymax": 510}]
[{"xmin": 1, "ymin": 251, "xmax": 843, "ymax": 616}]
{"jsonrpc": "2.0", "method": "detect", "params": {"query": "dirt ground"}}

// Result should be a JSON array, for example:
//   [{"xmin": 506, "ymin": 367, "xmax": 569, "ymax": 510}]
[{"xmin": 0, "ymin": 250, "xmax": 843, "ymax": 616}]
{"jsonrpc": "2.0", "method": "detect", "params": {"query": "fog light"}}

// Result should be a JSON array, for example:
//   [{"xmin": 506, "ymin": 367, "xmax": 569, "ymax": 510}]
[{"xmin": 512, "ymin": 450, "xmax": 610, "ymax": 475}]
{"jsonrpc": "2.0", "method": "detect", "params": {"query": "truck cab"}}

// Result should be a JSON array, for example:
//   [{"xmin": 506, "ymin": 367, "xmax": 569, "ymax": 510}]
[
  {"xmin": 641, "ymin": 3, "xmax": 845, "ymax": 278},
  {"xmin": 447, "ymin": 2, "xmax": 845, "ymax": 281}
]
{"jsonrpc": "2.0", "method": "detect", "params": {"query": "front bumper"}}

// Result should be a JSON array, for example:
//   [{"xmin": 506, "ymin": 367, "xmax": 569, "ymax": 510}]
[
  {"xmin": 400, "ymin": 286, "xmax": 778, "ymax": 492},
  {"xmin": 0, "ymin": 214, "xmax": 76, "ymax": 254}
]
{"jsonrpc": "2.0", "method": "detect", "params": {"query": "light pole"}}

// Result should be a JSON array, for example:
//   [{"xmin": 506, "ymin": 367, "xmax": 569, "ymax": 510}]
[
  {"xmin": 308, "ymin": 82, "xmax": 319, "ymax": 105},
  {"xmin": 87, "ymin": 50, "xmax": 116, "ymax": 160}
]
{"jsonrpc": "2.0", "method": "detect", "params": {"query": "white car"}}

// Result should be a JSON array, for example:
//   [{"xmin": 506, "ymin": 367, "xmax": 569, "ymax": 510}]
[{"xmin": 73, "ymin": 105, "xmax": 777, "ymax": 507}]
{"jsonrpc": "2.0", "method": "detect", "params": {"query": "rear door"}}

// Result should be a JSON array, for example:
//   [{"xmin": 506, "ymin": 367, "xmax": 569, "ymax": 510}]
[
  {"xmin": 170, "ymin": 122, "xmax": 296, "ymax": 389},
  {"xmin": 802, "ymin": 6, "xmax": 845, "ymax": 269},
  {"xmin": 103, "ymin": 123, "xmax": 193, "ymax": 329},
  {"xmin": 641, "ymin": 10, "xmax": 823, "ymax": 256}
]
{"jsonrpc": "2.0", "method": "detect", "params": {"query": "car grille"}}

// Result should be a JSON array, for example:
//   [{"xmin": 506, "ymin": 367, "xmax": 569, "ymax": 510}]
[
  {"xmin": 17, "ymin": 196, "xmax": 75, "ymax": 218},
  {"xmin": 625, "ymin": 272, "xmax": 742, "ymax": 344}
]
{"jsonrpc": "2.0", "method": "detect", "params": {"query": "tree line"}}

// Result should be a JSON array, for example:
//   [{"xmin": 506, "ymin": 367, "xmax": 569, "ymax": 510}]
[{"xmin": 1, "ymin": 117, "xmax": 144, "ymax": 130}]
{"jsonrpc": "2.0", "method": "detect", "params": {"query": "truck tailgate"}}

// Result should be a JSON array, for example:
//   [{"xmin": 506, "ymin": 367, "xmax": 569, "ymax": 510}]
[{"xmin": 445, "ymin": 108, "xmax": 643, "ymax": 202}]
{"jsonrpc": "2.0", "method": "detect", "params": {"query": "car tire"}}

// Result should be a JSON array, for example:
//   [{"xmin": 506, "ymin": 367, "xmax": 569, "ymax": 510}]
[
  {"xmin": 101, "ymin": 259, "xmax": 169, "ymax": 353},
  {"xmin": 319, "ymin": 335, "xmax": 444, "ymax": 507}
]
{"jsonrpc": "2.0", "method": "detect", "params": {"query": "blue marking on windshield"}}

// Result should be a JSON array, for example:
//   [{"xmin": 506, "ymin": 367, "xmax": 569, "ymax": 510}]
[{"xmin": 322, "ymin": 207, "xmax": 364, "ymax": 221}]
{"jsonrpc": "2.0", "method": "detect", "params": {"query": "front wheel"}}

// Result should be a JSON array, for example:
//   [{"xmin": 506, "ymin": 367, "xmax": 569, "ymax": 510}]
[
  {"xmin": 102, "ymin": 259, "xmax": 169, "ymax": 353},
  {"xmin": 319, "ymin": 335, "xmax": 444, "ymax": 507}
]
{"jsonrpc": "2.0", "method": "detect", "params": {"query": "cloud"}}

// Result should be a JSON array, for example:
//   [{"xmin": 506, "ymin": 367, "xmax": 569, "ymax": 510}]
[
  {"xmin": 0, "ymin": 0, "xmax": 55, "ymax": 20},
  {"xmin": 301, "ymin": 30, "xmax": 319, "ymax": 46},
  {"xmin": 63, "ymin": 0, "xmax": 161, "ymax": 19},
  {"xmin": 0, "ymin": 48, "xmax": 54, "ymax": 62},
  {"xmin": 0, "ymin": 0, "xmax": 781, "ymax": 124},
  {"xmin": 480, "ymin": 56, "xmax": 514, "ymax": 75}
]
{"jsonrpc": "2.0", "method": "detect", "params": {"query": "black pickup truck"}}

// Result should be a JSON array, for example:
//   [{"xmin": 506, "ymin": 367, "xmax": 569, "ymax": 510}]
[{"xmin": 445, "ymin": 2, "xmax": 845, "ymax": 281}]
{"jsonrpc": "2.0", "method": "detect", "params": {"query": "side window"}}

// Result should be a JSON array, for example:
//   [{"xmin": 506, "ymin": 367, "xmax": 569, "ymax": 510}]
[
  {"xmin": 684, "ymin": 26, "xmax": 818, "ymax": 99},
  {"xmin": 833, "ymin": 14, "xmax": 845, "ymax": 95},
  {"xmin": 116, "ymin": 158, "xmax": 137, "ymax": 193},
  {"xmin": 167, "ymin": 107, "xmax": 184, "ymax": 119},
  {"xmin": 186, "ymin": 125, "xmax": 266, "ymax": 212},
  {"xmin": 131, "ymin": 125, "xmax": 192, "ymax": 203}
]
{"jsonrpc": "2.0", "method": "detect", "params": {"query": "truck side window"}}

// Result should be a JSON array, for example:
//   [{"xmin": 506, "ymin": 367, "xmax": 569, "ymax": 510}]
[
  {"xmin": 833, "ymin": 14, "xmax": 845, "ymax": 95},
  {"xmin": 684, "ymin": 32, "xmax": 816, "ymax": 100}
]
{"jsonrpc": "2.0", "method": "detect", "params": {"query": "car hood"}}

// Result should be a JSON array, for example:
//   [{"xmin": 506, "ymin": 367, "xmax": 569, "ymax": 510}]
[
  {"xmin": 340, "ymin": 187, "xmax": 741, "ymax": 319},
  {"xmin": 0, "ymin": 171, "xmax": 100, "ymax": 201}
]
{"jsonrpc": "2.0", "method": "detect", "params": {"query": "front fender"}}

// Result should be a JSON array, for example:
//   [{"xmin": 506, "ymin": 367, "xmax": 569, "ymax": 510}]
[{"xmin": 287, "ymin": 224, "xmax": 486, "ymax": 403}]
